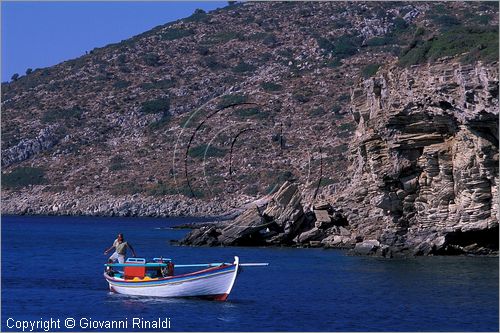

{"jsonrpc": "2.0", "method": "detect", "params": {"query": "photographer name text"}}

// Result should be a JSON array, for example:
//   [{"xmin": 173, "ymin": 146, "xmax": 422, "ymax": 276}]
[{"xmin": 6, "ymin": 317, "xmax": 171, "ymax": 331}]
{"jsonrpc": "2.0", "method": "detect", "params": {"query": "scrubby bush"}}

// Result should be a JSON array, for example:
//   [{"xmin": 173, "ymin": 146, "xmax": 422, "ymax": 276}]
[
  {"xmin": 149, "ymin": 113, "xmax": 171, "ymax": 130},
  {"xmin": 309, "ymin": 107, "xmax": 327, "ymax": 117},
  {"xmin": 113, "ymin": 80, "xmax": 131, "ymax": 89},
  {"xmin": 140, "ymin": 97, "xmax": 170, "ymax": 114},
  {"xmin": 261, "ymin": 82, "xmax": 283, "ymax": 92},
  {"xmin": 339, "ymin": 122, "xmax": 356, "ymax": 131},
  {"xmin": 197, "ymin": 45, "xmax": 210, "ymax": 55},
  {"xmin": 143, "ymin": 53, "xmax": 160, "ymax": 66},
  {"xmin": 431, "ymin": 14, "xmax": 460, "ymax": 29},
  {"xmin": 393, "ymin": 17, "xmax": 409, "ymax": 31},
  {"xmin": 317, "ymin": 34, "xmax": 361, "ymax": 59},
  {"xmin": 42, "ymin": 106, "xmax": 84, "ymax": 124},
  {"xmin": 361, "ymin": 64, "xmax": 380, "ymax": 78},
  {"xmin": 109, "ymin": 155, "xmax": 126, "ymax": 171},
  {"xmin": 205, "ymin": 31, "xmax": 243, "ymax": 44},
  {"xmin": 232, "ymin": 61, "xmax": 256, "ymax": 73},
  {"xmin": 2, "ymin": 166, "xmax": 47, "ymax": 189},
  {"xmin": 185, "ymin": 8, "xmax": 208, "ymax": 23},
  {"xmin": 117, "ymin": 54, "xmax": 127, "ymax": 64},
  {"xmin": 470, "ymin": 14, "xmax": 493, "ymax": 25},
  {"xmin": 188, "ymin": 144, "xmax": 226, "ymax": 158},
  {"xmin": 202, "ymin": 56, "xmax": 224, "ymax": 70},
  {"xmin": 332, "ymin": 105, "xmax": 342, "ymax": 114},
  {"xmin": 218, "ymin": 94, "xmax": 247, "ymax": 108},
  {"xmin": 140, "ymin": 79, "xmax": 175, "ymax": 91},
  {"xmin": 233, "ymin": 107, "xmax": 269, "ymax": 119},
  {"xmin": 161, "ymin": 28, "xmax": 194, "ymax": 41},
  {"xmin": 365, "ymin": 36, "xmax": 396, "ymax": 46},
  {"xmin": 399, "ymin": 26, "xmax": 499, "ymax": 66},
  {"xmin": 293, "ymin": 93, "xmax": 310, "ymax": 103}
]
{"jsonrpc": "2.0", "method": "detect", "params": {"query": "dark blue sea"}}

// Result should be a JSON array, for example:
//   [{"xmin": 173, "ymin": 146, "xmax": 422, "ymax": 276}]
[{"xmin": 1, "ymin": 215, "xmax": 498, "ymax": 332}]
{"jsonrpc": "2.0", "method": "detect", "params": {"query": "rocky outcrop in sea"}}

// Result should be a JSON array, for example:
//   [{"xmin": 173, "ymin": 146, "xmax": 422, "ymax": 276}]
[{"xmin": 179, "ymin": 181, "xmax": 350, "ymax": 248}]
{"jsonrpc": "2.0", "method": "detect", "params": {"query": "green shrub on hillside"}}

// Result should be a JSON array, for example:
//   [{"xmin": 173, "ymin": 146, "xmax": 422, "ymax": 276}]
[
  {"xmin": 113, "ymin": 80, "xmax": 131, "ymax": 89},
  {"xmin": 365, "ymin": 36, "xmax": 396, "ymax": 46},
  {"xmin": 140, "ymin": 79, "xmax": 175, "ymax": 91},
  {"xmin": 161, "ymin": 28, "xmax": 194, "ymax": 41},
  {"xmin": 205, "ymin": 31, "xmax": 243, "ymax": 44},
  {"xmin": 42, "ymin": 106, "xmax": 84, "ymax": 124},
  {"xmin": 218, "ymin": 94, "xmax": 247, "ymax": 108},
  {"xmin": 339, "ymin": 122, "xmax": 356, "ymax": 132},
  {"xmin": 317, "ymin": 34, "xmax": 361, "ymax": 59},
  {"xmin": 261, "ymin": 82, "xmax": 283, "ymax": 92},
  {"xmin": 185, "ymin": 8, "xmax": 208, "ymax": 23},
  {"xmin": 361, "ymin": 64, "xmax": 380, "ymax": 78},
  {"xmin": 470, "ymin": 14, "xmax": 493, "ymax": 25},
  {"xmin": 117, "ymin": 54, "xmax": 127, "ymax": 64},
  {"xmin": 188, "ymin": 144, "xmax": 226, "ymax": 158},
  {"xmin": 232, "ymin": 61, "xmax": 256, "ymax": 73},
  {"xmin": 309, "ymin": 107, "xmax": 327, "ymax": 117},
  {"xmin": 2, "ymin": 166, "xmax": 47, "ymax": 189},
  {"xmin": 109, "ymin": 155, "xmax": 126, "ymax": 171},
  {"xmin": 399, "ymin": 26, "xmax": 499, "ymax": 66},
  {"xmin": 149, "ymin": 113, "xmax": 171, "ymax": 130},
  {"xmin": 233, "ymin": 107, "xmax": 270, "ymax": 119},
  {"xmin": 430, "ymin": 14, "xmax": 460, "ymax": 29},
  {"xmin": 143, "ymin": 53, "xmax": 160, "ymax": 66},
  {"xmin": 140, "ymin": 98, "xmax": 170, "ymax": 114},
  {"xmin": 202, "ymin": 56, "xmax": 225, "ymax": 70}
]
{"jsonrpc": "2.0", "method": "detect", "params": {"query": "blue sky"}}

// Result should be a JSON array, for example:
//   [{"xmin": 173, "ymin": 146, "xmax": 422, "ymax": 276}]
[{"xmin": 1, "ymin": 1, "xmax": 227, "ymax": 82}]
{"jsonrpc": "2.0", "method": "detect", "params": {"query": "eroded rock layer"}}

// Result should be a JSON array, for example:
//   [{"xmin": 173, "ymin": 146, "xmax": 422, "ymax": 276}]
[{"xmin": 340, "ymin": 60, "xmax": 499, "ymax": 256}]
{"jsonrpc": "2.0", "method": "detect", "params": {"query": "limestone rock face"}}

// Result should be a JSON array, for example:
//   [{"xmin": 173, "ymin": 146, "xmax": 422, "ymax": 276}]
[
  {"xmin": 217, "ymin": 208, "xmax": 265, "ymax": 246},
  {"xmin": 1, "ymin": 126, "xmax": 61, "ymax": 167},
  {"xmin": 342, "ymin": 60, "xmax": 499, "ymax": 256},
  {"xmin": 262, "ymin": 181, "xmax": 306, "ymax": 244}
]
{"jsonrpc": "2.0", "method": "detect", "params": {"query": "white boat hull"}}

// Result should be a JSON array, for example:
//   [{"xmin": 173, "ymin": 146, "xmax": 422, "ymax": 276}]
[{"xmin": 104, "ymin": 256, "xmax": 239, "ymax": 301}]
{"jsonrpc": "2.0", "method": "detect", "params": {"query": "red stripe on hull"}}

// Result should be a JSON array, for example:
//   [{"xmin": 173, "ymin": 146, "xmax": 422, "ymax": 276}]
[
  {"xmin": 211, "ymin": 293, "xmax": 229, "ymax": 301},
  {"xmin": 196, "ymin": 293, "xmax": 229, "ymax": 301}
]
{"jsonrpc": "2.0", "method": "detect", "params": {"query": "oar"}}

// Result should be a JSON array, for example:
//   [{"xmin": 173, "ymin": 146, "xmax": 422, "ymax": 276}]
[
  {"xmin": 105, "ymin": 262, "xmax": 270, "ymax": 268},
  {"xmin": 174, "ymin": 263, "xmax": 226, "ymax": 268},
  {"xmin": 174, "ymin": 262, "xmax": 269, "ymax": 268}
]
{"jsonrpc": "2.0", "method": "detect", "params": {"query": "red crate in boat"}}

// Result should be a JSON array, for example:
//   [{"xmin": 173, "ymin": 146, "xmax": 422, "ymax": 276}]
[{"xmin": 124, "ymin": 266, "xmax": 145, "ymax": 279}]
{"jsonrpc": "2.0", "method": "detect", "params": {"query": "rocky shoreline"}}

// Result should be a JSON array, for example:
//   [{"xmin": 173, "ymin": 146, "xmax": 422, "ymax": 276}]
[{"xmin": 179, "ymin": 181, "xmax": 498, "ymax": 257}]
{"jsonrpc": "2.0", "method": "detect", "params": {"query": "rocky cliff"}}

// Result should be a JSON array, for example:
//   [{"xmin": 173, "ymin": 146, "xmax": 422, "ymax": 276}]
[
  {"xmin": 340, "ymin": 60, "xmax": 499, "ymax": 255},
  {"xmin": 181, "ymin": 60, "xmax": 499, "ymax": 256}
]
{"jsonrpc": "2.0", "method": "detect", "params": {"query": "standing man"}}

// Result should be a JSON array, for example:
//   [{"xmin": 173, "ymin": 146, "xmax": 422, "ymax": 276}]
[{"xmin": 104, "ymin": 233, "xmax": 137, "ymax": 264}]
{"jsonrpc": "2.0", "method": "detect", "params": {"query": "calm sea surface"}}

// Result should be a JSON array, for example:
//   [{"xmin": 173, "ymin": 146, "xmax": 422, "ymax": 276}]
[{"xmin": 1, "ymin": 215, "xmax": 498, "ymax": 332}]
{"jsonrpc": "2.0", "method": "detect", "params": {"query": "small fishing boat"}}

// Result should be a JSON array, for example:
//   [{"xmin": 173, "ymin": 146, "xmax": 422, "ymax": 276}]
[{"xmin": 104, "ymin": 256, "xmax": 267, "ymax": 301}]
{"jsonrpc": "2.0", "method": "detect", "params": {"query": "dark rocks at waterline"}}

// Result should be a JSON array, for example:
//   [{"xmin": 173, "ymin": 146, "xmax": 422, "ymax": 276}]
[
  {"xmin": 179, "ymin": 181, "xmax": 498, "ymax": 256},
  {"xmin": 180, "ymin": 181, "xmax": 353, "ymax": 248}
]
